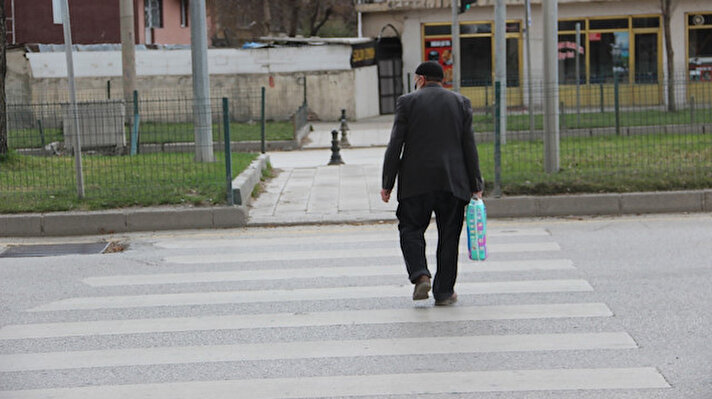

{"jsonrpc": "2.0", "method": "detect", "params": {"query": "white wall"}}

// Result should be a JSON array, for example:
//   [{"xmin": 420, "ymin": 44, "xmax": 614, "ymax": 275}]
[
  {"xmin": 354, "ymin": 65, "xmax": 380, "ymax": 119},
  {"xmin": 27, "ymin": 46, "xmax": 354, "ymax": 78}
]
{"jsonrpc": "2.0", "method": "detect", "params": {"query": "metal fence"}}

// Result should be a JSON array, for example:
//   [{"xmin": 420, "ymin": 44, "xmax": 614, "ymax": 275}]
[
  {"xmin": 0, "ymin": 84, "xmax": 307, "ymax": 213},
  {"xmin": 478, "ymin": 76, "xmax": 712, "ymax": 194}
]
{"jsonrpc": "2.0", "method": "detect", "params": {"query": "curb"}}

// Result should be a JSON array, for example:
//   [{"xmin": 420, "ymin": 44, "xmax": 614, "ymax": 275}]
[
  {"xmin": 232, "ymin": 154, "xmax": 271, "ymax": 206},
  {"xmin": 247, "ymin": 190, "xmax": 712, "ymax": 226},
  {"xmin": 0, "ymin": 154, "xmax": 271, "ymax": 237},
  {"xmin": 1, "ymin": 188, "xmax": 710, "ymax": 237}
]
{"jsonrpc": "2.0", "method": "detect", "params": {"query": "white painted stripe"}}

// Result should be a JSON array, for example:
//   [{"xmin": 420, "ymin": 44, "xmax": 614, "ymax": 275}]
[
  {"xmin": 29, "ymin": 279, "xmax": 592, "ymax": 312},
  {"xmin": 0, "ymin": 368, "xmax": 669, "ymax": 398},
  {"xmin": 165, "ymin": 242, "xmax": 561, "ymax": 264},
  {"xmin": 0, "ymin": 303, "xmax": 613, "ymax": 340},
  {"xmin": 83, "ymin": 259, "xmax": 575, "ymax": 287},
  {"xmin": 153, "ymin": 229, "xmax": 550, "ymax": 249},
  {"xmin": 0, "ymin": 332, "xmax": 636, "ymax": 372}
]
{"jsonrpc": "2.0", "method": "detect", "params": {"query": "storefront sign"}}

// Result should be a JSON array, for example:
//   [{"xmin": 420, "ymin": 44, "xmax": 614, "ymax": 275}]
[
  {"xmin": 424, "ymin": 38, "xmax": 454, "ymax": 87},
  {"xmin": 351, "ymin": 42, "xmax": 376, "ymax": 68}
]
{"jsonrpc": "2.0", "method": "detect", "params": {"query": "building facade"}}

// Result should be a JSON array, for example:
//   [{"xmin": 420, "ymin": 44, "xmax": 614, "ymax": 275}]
[
  {"xmin": 3, "ymin": 0, "xmax": 212, "ymax": 46},
  {"xmin": 356, "ymin": 0, "xmax": 711, "ymax": 110}
]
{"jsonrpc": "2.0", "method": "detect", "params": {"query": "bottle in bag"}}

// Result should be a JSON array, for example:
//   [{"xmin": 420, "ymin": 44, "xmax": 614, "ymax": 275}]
[{"xmin": 466, "ymin": 198, "xmax": 487, "ymax": 261}]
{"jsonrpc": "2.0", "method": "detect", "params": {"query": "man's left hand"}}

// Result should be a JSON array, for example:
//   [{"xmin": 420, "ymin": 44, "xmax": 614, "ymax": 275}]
[{"xmin": 380, "ymin": 189, "xmax": 392, "ymax": 203}]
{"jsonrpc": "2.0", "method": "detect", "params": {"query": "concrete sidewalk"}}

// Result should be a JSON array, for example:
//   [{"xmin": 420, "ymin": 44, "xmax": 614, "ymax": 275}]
[{"xmin": 247, "ymin": 146, "xmax": 712, "ymax": 226}]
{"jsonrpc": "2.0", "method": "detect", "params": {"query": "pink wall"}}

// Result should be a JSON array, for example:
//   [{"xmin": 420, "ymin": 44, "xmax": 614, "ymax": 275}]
[{"xmin": 136, "ymin": 0, "xmax": 214, "ymax": 46}]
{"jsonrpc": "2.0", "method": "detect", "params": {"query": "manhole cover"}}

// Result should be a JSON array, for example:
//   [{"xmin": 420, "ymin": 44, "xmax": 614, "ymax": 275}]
[{"xmin": 0, "ymin": 242, "xmax": 110, "ymax": 258}]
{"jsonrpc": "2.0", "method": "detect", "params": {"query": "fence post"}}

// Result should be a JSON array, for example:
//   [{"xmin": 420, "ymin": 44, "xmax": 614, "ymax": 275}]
[
  {"xmin": 222, "ymin": 97, "xmax": 234, "ymax": 206},
  {"xmin": 614, "ymin": 75, "xmax": 621, "ymax": 136},
  {"xmin": 493, "ymin": 81, "xmax": 502, "ymax": 198},
  {"xmin": 302, "ymin": 75, "xmax": 307, "ymax": 106},
  {"xmin": 37, "ymin": 120, "xmax": 45, "ymax": 148},
  {"xmin": 599, "ymin": 83, "xmax": 604, "ymax": 114},
  {"xmin": 261, "ymin": 87, "xmax": 266, "ymax": 154},
  {"xmin": 485, "ymin": 85, "xmax": 490, "ymax": 117},
  {"xmin": 107, "ymin": 80, "xmax": 111, "ymax": 99},
  {"xmin": 559, "ymin": 101, "xmax": 566, "ymax": 131},
  {"xmin": 407, "ymin": 73, "xmax": 412, "ymax": 93},
  {"xmin": 130, "ymin": 90, "xmax": 140, "ymax": 155},
  {"xmin": 690, "ymin": 95, "xmax": 695, "ymax": 125}
]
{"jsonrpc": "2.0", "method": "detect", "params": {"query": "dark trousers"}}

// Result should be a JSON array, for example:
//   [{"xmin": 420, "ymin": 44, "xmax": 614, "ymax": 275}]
[{"xmin": 396, "ymin": 191, "xmax": 468, "ymax": 301}]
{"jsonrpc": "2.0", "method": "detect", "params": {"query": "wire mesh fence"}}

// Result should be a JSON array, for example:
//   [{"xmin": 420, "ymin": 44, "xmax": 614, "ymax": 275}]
[
  {"xmin": 1, "ymin": 76, "xmax": 710, "ymax": 212},
  {"xmin": 476, "ymin": 76, "xmax": 712, "ymax": 194},
  {"xmin": 0, "ymin": 83, "xmax": 307, "ymax": 213}
]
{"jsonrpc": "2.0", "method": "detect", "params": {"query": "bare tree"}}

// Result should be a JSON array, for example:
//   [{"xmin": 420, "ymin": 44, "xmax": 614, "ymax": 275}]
[
  {"xmin": 285, "ymin": 0, "xmax": 302, "ymax": 37},
  {"xmin": 0, "ymin": 0, "xmax": 7, "ymax": 156},
  {"xmin": 306, "ymin": 0, "xmax": 334, "ymax": 37},
  {"xmin": 661, "ymin": 0, "xmax": 676, "ymax": 111}
]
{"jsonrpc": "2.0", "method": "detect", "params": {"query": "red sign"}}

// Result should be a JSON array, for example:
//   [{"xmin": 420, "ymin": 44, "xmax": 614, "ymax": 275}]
[
  {"xmin": 424, "ymin": 38, "xmax": 454, "ymax": 88},
  {"xmin": 589, "ymin": 32, "xmax": 601, "ymax": 41}
]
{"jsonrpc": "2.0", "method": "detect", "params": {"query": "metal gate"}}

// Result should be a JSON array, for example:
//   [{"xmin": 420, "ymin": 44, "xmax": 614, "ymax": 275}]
[{"xmin": 376, "ymin": 30, "xmax": 403, "ymax": 114}]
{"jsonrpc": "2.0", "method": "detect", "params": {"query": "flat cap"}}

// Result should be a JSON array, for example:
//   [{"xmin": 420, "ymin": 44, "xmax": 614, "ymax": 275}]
[{"xmin": 415, "ymin": 61, "xmax": 444, "ymax": 79}]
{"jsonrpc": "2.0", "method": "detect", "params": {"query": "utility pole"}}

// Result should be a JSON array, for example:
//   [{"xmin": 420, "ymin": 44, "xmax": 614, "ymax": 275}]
[
  {"xmin": 525, "ymin": 0, "xmax": 534, "ymax": 138},
  {"xmin": 60, "ymin": 0, "xmax": 85, "ymax": 198},
  {"xmin": 120, "ymin": 0, "xmax": 136, "ymax": 108},
  {"xmin": 494, "ymin": 0, "xmax": 506, "ymax": 144},
  {"xmin": 451, "ymin": 0, "xmax": 460, "ymax": 92},
  {"xmin": 190, "ymin": 0, "xmax": 215, "ymax": 162},
  {"xmin": 542, "ymin": 0, "xmax": 559, "ymax": 173}
]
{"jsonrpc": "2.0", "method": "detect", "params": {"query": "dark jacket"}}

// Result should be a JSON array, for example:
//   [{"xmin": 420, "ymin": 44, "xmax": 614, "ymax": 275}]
[{"xmin": 382, "ymin": 83, "xmax": 483, "ymax": 202}]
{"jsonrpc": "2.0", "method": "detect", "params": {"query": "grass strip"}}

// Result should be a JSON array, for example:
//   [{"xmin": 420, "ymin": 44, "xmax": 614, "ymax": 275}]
[{"xmin": 0, "ymin": 152, "xmax": 257, "ymax": 213}]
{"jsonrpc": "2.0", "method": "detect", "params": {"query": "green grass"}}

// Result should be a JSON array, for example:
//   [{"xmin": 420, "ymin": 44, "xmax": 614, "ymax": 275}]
[
  {"xmin": 7, "ymin": 121, "xmax": 294, "ymax": 149},
  {"xmin": 476, "ymin": 133, "xmax": 712, "ymax": 194},
  {"xmin": 136, "ymin": 121, "xmax": 294, "ymax": 144},
  {"xmin": 474, "ymin": 108, "xmax": 712, "ymax": 132},
  {"xmin": 0, "ymin": 151, "xmax": 258, "ymax": 213},
  {"xmin": 2, "ymin": 132, "xmax": 711, "ymax": 213}
]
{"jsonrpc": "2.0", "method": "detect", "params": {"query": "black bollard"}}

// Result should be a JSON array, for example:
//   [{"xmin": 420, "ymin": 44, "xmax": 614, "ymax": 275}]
[
  {"xmin": 339, "ymin": 109, "xmax": 351, "ymax": 147},
  {"xmin": 328, "ymin": 129, "xmax": 345, "ymax": 165}
]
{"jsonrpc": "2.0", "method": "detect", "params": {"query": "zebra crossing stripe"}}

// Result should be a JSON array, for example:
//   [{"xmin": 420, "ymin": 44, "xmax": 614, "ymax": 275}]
[
  {"xmin": 164, "ymin": 242, "xmax": 561, "ymax": 264},
  {"xmin": 28, "ymin": 279, "xmax": 593, "ymax": 312},
  {"xmin": 0, "ymin": 303, "xmax": 613, "ymax": 340},
  {"xmin": 152, "ymin": 228, "xmax": 550, "ymax": 249},
  {"xmin": 0, "ymin": 368, "xmax": 669, "ymax": 398},
  {"xmin": 0, "ymin": 332, "xmax": 636, "ymax": 372},
  {"xmin": 82, "ymin": 259, "xmax": 575, "ymax": 287}
]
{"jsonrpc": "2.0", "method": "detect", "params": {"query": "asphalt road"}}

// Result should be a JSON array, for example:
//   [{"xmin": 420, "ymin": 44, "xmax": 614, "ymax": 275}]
[{"xmin": 0, "ymin": 213, "xmax": 710, "ymax": 398}]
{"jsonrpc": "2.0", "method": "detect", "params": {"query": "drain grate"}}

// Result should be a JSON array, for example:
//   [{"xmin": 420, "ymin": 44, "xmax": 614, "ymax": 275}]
[{"xmin": 0, "ymin": 242, "xmax": 110, "ymax": 258}]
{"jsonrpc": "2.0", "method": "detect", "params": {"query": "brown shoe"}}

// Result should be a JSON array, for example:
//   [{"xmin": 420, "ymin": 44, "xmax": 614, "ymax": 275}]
[
  {"xmin": 412, "ymin": 275, "xmax": 431, "ymax": 300},
  {"xmin": 435, "ymin": 292, "xmax": 458, "ymax": 306}
]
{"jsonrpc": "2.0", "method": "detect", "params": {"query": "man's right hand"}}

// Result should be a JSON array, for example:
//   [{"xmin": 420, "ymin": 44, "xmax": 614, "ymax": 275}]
[
  {"xmin": 381, "ymin": 189, "xmax": 392, "ymax": 203},
  {"xmin": 472, "ymin": 191, "xmax": 483, "ymax": 199}
]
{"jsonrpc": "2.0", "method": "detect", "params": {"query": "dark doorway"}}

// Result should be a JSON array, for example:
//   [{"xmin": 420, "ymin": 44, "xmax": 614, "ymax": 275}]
[{"xmin": 376, "ymin": 28, "xmax": 403, "ymax": 114}]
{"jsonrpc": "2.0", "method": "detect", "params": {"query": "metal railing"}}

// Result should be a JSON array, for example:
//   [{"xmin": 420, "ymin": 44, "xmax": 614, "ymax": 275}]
[{"xmin": 0, "ymin": 85, "xmax": 308, "ymax": 213}]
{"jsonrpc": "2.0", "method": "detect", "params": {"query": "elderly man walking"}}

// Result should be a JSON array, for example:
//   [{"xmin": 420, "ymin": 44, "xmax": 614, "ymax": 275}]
[{"xmin": 381, "ymin": 61, "xmax": 483, "ymax": 306}]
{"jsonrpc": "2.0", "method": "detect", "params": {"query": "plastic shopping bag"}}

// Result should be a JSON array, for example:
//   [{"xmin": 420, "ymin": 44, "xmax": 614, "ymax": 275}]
[{"xmin": 466, "ymin": 198, "xmax": 487, "ymax": 261}]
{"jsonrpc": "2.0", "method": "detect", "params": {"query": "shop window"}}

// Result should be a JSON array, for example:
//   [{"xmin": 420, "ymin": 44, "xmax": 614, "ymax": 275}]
[
  {"xmin": 425, "ymin": 25, "xmax": 451, "ymax": 36},
  {"xmin": 633, "ymin": 17, "xmax": 659, "ymax": 28},
  {"xmin": 506, "ymin": 38, "xmax": 520, "ymax": 87},
  {"xmin": 558, "ymin": 34, "xmax": 586, "ymax": 84},
  {"xmin": 590, "ymin": 18, "xmax": 628, "ymax": 30},
  {"xmin": 689, "ymin": 14, "xmax": 712, "ymax": 81},
  {"xmin": 559, "ymin": 20, "xmax": 584, "ymax": 31},
  {"xmin": 635, "ymin": 33, "xmax": 658, "ymax": 83},
  {"xmin": 460, "ymin": 23, "xmax": 491, "ymax": 34},
  {"xmin": 590, "ymin": 32, "xmax": 629, "ymax": 83},
  {"xmin": 461, "ymin": 37, "xmax": 492, "ymax": 86},
  {"xmin": 506, "ymin": 22, "xmax": 520, "ymax": 33}
]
